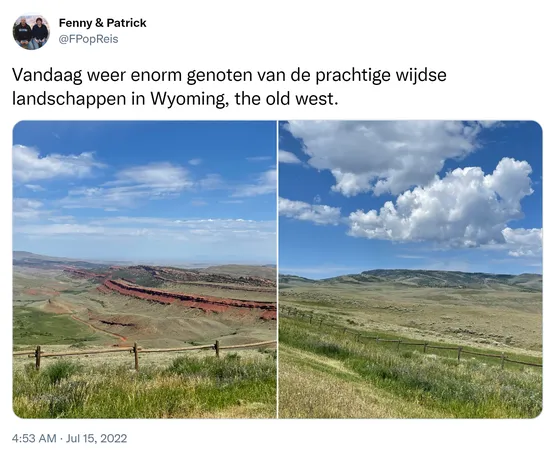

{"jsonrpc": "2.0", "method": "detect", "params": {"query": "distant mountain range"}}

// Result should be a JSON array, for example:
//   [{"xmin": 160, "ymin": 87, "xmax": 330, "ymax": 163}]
[
  {"xmin": 12, "ymin": 251, "xmax": 276, "ymax": 279},
  {"xmin": 279, "ymin": 269, "xmax": 542, "ymax": 291},
  {"xmin": 13, "ymin": 251, "xmax": 126, "ymax": 268}
]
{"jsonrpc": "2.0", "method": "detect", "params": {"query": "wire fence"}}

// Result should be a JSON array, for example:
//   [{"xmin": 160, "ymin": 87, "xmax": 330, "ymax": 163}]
[
  {"xmin": 13, "ymin": 339, "xmax": 277, "ymax": 371},
  {"xmin": 282, "ymin": 307, "xmax": 542, "ymax": 369}
]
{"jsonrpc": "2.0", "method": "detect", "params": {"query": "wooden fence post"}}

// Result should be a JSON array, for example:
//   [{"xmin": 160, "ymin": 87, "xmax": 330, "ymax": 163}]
[
  {"xmin": 356, "ymin": 334, "xmax": 360, "ymax": 343},
  {"xmin": 319, "ymin": 319, "xmax": 323, "ymax": 328},
  {"xmin": 215, "ymin": 340, "xmax": 220, "ymax": 358},
  {"xmin": 501, "ymin": 352, "xmax": 505, "ymax": 369},
  {"xmin": 376, "ymin": 337, "xmax": 379, "ymax": 344},
  {"xmin": 343, "ymin": 327, "xmax": 347, "ymax": 335},
  {"xmin": 457, "ymin": 347, "xmax": 462, "ymax": 362},
  {"xmin": 397, "ymin": 340, "xmax": 401, "ymax": 351},
  {"xmin": 35, "ymin": 345, "xmax": 41, "ymax": 370},
  {"xmin": 133, "ymin": 342, "xmax": 139, "ymax": 371},
  {"xmin": 309, "ymin": 315, "xmax": 313, "ymax": 324},
  {"xmin": 424, "ymin": 343, "xmax": 428, "ymax": 354}
]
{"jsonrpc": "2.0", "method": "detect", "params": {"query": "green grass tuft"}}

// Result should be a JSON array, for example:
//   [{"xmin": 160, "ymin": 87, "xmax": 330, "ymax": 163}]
[{"xmin": 14, "ymin": 353, "xmax": 276, "ymax": 419}]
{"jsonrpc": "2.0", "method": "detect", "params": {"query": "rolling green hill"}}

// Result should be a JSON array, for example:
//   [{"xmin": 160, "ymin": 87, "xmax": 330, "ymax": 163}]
[{"xmin": 280, "ymin": 269, "xmax": 542, "ymax": 291}]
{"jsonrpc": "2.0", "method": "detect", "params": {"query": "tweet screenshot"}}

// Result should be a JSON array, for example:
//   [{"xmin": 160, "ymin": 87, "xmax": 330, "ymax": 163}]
[{"xmin": 2, "ymin": 2, "xmax": 551, "ymax": 458}]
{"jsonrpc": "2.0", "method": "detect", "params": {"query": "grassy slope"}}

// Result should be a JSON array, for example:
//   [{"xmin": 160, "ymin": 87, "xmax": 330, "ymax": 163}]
[
  {"xmin": 13, "ymin": 308, "xmax": 112, "ymax": 346},
  {"xmin": 202, "ymin": 265, "xmax": 276, "ymax": 280},
  {"xmin": 14, "ymin": 352, "xmax": 276, "ymax": 419},
  {"xmin": 279, "ymin": 317, "xmax": 541, "ymax": 419}
]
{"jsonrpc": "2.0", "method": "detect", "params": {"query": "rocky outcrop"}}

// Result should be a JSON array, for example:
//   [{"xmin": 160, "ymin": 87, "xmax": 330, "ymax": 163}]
[
  {"xmin": 63, "ymin": 267, "xmax": 106, "ymax": 280},
  {"xmin": 101, "ymin": 279, "xmax": 277, "ymax": 319},
  {"xmin": 154, "ymin": 275, "xmax": 275, "ymax": 293},
  {"xmin": 155, "ymin": 267, "xmax": 276, "ymax": 288}
]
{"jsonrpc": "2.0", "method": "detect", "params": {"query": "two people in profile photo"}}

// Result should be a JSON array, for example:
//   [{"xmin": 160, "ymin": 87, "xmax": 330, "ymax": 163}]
[{"xmin": 13, "ymin": 16, "xmax": 49, "ymax": 50}]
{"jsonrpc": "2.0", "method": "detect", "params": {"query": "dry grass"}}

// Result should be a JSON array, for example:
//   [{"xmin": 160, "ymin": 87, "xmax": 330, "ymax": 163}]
[
  {"xmin": 279, "ymin": 345, "xmax": 443, "ymax": 418},
  {"xmin": 280, "ymin": 282, "xmax": 542, "ymax": 353},
  {"xmin": 278, "ymin": 317, "xmax": 542, "ymax": 419}
]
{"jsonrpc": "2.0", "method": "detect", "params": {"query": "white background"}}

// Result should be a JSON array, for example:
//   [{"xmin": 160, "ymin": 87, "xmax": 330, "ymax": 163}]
[{"xmin": 1, "ymin": 1, "xmax": 552, "ymax": 458}]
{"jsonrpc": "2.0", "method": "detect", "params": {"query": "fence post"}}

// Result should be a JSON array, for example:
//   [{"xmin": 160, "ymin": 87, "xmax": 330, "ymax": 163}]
[
  {"xmin": 35, "ymin": 345, "xmax": 41, "ymax": 370},
  {"xmin": 215, "ymin": 340, "xmax": 220, "ymax": 358},
  {"xmin": 424, "ymin": 343, "xmax": 428, "ymax": 354},
  {"xmin": 343, "ymin": 327, "xmax": 347, "ymax": 335},
  {"xmin": 309, "ymin": 315, "xmax": 313, "ymax": 324},
  {"xmin": 356, "ymin": 334, "xmax": 360, "ymax": 343},
  {"xmin": 133, "ymin": 342, "xmax": 139, "ymax": 371},
  {"xmin": 397, "ymin": 340, "xmax": 401, "ymax": 351},
  {"xmin": 319, "ymin": 319, "xmax": 323, "ymax": 328},
  {"xmin": 457, "ymin": 347, "xmax": 462, "ymax": 362},
  {"xmin": 501, "ymin": 352, "xmax": 505, "ymax": 369},
  {"xmin": 376, "ymin": 337, "xmax": 379, "ymax": 344}
]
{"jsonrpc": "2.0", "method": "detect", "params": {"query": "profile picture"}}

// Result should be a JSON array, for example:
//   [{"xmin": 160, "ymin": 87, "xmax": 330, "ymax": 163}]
[{"xmin": 13, "ymin": 15, "xmax": 50, "ymax": 50}]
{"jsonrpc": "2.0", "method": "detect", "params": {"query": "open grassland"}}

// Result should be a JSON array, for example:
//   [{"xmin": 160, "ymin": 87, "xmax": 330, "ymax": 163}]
[
  {"xmin": 280, "ymin": 282, "xmax": 542, "ymax": 353},
  {"xmin": 279, "ymin": 317, "xmax": 541, "ymax": 418},
  {"xmin": 14, "ymin": 351, "xmax": 276, "ymax": 418},
  {"xmin": 13, "ymin": 266, "xmax": 276, "ymax": 350}
]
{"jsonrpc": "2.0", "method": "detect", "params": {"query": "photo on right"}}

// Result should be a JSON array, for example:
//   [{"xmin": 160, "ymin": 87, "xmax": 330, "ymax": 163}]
[{"xmin": 278, "ymin": 120, "xmax": 542, "ymax": 419}]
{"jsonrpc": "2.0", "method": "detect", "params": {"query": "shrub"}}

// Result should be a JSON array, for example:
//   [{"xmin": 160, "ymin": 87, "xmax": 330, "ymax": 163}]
[{"xmin": 44, "ymin": 360, "xmax": 81, "ymax": 385}]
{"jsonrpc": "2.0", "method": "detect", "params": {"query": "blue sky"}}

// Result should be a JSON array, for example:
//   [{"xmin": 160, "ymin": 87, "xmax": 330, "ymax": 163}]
[
  {"xmin": 13, "ymin": 121, "xmax": 277, "ymax": 264},
  {"xmin": 279, "ymin": 121, "xmax": 542, "ymax": 278}
]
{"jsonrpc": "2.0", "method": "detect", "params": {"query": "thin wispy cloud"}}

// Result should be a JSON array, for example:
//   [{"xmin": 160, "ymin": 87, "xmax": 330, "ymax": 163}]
[
  {"xmin": 13, "ymin": 145, "xmax": 105, "ymax": 183},
  {"xmin": 246, "ymin": 156, "xmax": 272, "ymax": 162},
  {"xmin": 12, "ymin": 121, "xmax": 277, "ymax": 262},
  {"xmin": 232, "ymin": 169, "xmax": 276, "ymax": 197}
]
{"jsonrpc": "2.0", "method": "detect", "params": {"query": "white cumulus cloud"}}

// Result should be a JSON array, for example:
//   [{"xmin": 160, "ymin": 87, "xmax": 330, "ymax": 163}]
[
  {"xmin": 279, "ymin": 150, "xmax": 302, "ymax": 164},
  {"xmin": 502, "ymin": 228, "xmax": 542, "ymax": 257},
  {"xmin": 279, "ymin": 197, "xmax": 341, "ymax": 225},
  {"xmin": 347, "ymin": 158, "xmax": 535, "ymax": 248},
  {"xmin": 284, "ymin": 120, "xmax": 502, "ymax": 197}
]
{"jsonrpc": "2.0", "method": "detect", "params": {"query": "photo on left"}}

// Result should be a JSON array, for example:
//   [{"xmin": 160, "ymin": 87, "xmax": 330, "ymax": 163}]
[{"xmin": 12, "ymin": 120, "xmax": 277, "ymax": 419}]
